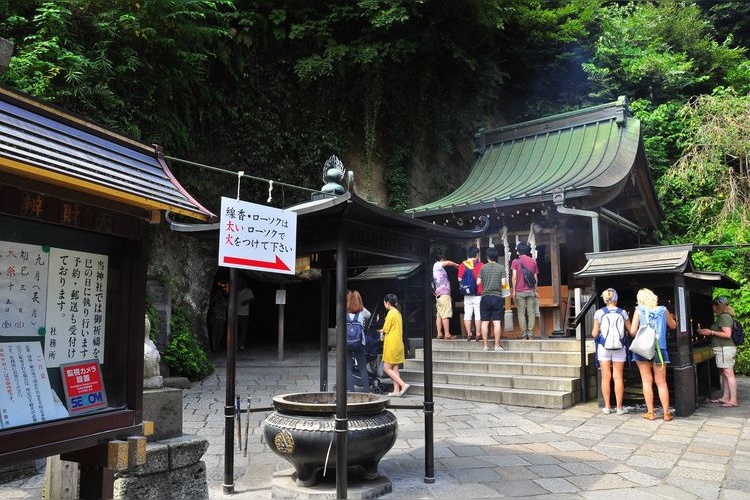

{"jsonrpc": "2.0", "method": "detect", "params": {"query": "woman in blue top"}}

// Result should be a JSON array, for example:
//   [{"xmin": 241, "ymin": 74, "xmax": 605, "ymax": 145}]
[{"xmin": 628, "ymin": 288, "xmax": 677, "ymax": 421}]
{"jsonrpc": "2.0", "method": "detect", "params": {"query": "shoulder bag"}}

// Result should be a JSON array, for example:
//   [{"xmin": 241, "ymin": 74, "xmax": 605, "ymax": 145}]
[{"xmin": 630, "ymin": 308, "xmax": 656, "ymax": 360}]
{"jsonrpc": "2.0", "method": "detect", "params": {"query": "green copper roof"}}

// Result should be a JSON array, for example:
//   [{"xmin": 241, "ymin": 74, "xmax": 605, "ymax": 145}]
[{"xmin": 406, "ymin": 97, "xmax": 643, "ymax": 218}]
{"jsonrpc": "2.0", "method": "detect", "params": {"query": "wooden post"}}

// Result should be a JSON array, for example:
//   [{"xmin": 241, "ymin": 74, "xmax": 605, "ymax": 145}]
[
  {"xmin": 549, "ymin": 229, "xmax": 562, "ymax": 332},
  {"xmin": 43, "ymin": 456, "xmax": 79, "ymax": 500}
]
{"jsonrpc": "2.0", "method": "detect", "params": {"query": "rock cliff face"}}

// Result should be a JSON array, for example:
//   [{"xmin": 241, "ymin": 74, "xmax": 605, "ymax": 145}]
[{"xmin": 147, "ymin": 223, "xmax": 218, "ymax": 351}]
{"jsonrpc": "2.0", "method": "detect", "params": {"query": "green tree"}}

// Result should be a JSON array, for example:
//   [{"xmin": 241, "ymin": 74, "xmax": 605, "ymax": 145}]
[
  {"xmin": 1, "ymin": 0, "xmax": 232, "ymax": 149},
  {"xmin": 660, "ymin": 89, "xmax": 750, "ymax": 373},
  {"xmin": 583, "ymin": 0, "xmax": 745, "ymax": 105}
]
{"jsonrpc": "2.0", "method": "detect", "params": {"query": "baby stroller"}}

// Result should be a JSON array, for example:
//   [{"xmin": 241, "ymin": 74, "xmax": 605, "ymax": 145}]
[{"xmin": 351, "ymin": 305, "xmax": 387, "ymax": 393}]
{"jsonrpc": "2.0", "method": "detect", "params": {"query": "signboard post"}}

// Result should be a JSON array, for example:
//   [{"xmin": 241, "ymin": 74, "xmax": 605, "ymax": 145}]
[{"xmin": 217, "ymin": 196, "xmax": 297, "ymax": 492}]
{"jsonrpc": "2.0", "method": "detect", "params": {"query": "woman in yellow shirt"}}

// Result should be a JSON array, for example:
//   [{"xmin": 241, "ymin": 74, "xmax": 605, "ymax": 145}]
[{"xmin": 379, "ymin": 293, "xmax": 409, "ymax": 397}]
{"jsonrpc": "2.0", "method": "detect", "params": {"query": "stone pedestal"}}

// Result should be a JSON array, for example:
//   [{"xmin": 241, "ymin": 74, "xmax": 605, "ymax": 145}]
[
  {"xmin": 272, "ymin": 468, "xmax": 392, "ymax": 499},
  {"xmin": 113, "ymin": 435, "xmax": 209, "ymax": 499},
  {"xmin": 143, "ymin": 387, "xmax": 183, "ymax": 441}
]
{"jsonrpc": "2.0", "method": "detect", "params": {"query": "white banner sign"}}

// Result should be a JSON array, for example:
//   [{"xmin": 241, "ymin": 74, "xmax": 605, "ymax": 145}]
[
  {"xmin": 218, "ymin": 197, "xmax": 297, "ymax": 275},
  {"xmin": 0, "ymin": 242, "xmax": 49, "ymax": 337},
  {"xmin": 0, "ymin": 342, "xmax": 63, "ymax": 429},
  {"xmin": 44, "ymin": 248, "xmax": 108, "ymax": 367}
]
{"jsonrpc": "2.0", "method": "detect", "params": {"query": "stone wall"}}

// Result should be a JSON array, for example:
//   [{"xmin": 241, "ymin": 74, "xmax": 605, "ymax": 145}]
[
  {"xmin": 147, "ymin": 224, "xmax": 218, "ymax": 351},
  {"xmin": 113, "ymin": 435, "xmax": 209, "ymax": 499}
]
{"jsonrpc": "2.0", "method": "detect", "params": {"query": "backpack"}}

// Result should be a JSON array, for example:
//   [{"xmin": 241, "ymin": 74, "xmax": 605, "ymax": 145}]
[
  {"xmin": 346, "ymin": 312, "xmax": 364, "ymax": 349},
  {"xmin": 459, "ymin": 260, "xmax": 478, "ymax": 296},
  {"xmin": 731, "ymin": 318, "xmax": 745, "ymax": 346},
  {"xmin": 600, "ymin": 307, "xmax": 625, "ymax": 350}
]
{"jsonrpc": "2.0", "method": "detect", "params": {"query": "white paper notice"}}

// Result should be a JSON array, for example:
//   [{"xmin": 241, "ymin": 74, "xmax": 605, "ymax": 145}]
[
  {"xmin": 0, "ymin": 242, "xmax": 49, "ymax": 337},
  {"xmin": 0, "ymin": 342, "xmax": 58, "ymax": 429},
  {"xmin": 44, "ymin": 248, "xmax": 108, "ymax": 367}
]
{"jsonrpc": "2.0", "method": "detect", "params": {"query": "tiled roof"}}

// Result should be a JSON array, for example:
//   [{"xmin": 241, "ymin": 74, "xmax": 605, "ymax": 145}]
[
  {"xmin": 0, "ymin": 86, "xmax": 213, "ymax": 220},
  {"xmin": 406, "ymin": 97, "xmax": 651, "ymax": 221},
  {"xmin": 574, "ymin": 244, "xmax": 694, "ymax": 277},
  {"xmin": 574, "ymin": 244, "xmax": 740, "ymax": 289}
]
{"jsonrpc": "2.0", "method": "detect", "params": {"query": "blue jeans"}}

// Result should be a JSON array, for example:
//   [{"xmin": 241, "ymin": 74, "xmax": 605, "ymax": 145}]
[{"xmin": 347, "ymin": 345, "xmax": 369, "ymax": 392}]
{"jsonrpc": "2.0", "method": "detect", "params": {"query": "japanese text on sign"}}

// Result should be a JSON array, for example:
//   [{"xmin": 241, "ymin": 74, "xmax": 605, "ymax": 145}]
[
  {"xmin": 218, "ymin": 197, "xmax": 297, "ymax": 275},
  {"xmin": 44, "ymin": 249, "xmax": 108, "ymax": 367},
  {"xmin": 0, "ymin": 342, "xmax": 60, "ymax": 429},
  {"xmin": 0, "ymin": 242, "xmax": 49, "ymax": 336}
]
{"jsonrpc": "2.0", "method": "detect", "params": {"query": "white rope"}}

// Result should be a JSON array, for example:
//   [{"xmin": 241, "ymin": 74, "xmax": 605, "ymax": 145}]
[
  {"xmin": 502, "ymin": 225, "xmax": 514, "ymax": 331},
  {"xmin": 236, "ymin": 170, "xmax": 244, "ymax": 200},
  {"xmin": 528, "ymin": 223, "xmax": 538, "ymax": 260},
  {"xmin": 501, "ymin": 226, "xmax": 510, "ymax": 276}
]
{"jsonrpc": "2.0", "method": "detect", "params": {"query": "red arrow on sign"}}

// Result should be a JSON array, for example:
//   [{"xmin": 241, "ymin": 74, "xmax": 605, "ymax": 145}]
[{"xmin": 223, "ymin": 255, "xmax": 291, "ymax": 271}]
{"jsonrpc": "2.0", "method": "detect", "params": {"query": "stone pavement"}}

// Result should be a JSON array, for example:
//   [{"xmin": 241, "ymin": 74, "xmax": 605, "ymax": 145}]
[{"xmin": 3, "ymin": 342, "xmax": 750, "ymax": 499}]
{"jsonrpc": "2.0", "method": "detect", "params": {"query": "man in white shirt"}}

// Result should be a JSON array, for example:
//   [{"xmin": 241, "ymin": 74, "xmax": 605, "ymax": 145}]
[{"xmin": 237, "ymin": 279, "xmax": 254, "ymax": 350}]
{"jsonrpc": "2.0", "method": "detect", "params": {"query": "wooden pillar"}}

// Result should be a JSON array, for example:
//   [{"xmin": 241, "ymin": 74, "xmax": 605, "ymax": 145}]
[
  {"xmin": 549, "ymin": 229, "xmax": 562, "ymax": 332},
  {"xmin": 319, "ymin": 270, "xmax": 330, "ymax": 391},
  {"xmin": 335, "ymin": 226, "xmax": 348, "ymax": 498}
]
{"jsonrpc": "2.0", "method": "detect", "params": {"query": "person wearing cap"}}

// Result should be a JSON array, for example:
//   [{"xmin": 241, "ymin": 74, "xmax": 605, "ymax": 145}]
[
  {"xmin": 698, "ymin": 296, "xmax": 739, "ymax": 407},
  {"xmin": 511, "ymin": 241, "xmax": 539, "ymax": 340},
  {"xmin": 591, "ymin": 288, "xmax": 632, "ymax": 415},
  {"xmin": 629, "ymin": 288, "xmax": 677, "ymax": 421}
]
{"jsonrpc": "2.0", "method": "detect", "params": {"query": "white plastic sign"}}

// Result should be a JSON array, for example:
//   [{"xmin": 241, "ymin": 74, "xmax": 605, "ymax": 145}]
[{"xmin": 218, "ymin": 197, "xmax": 297, "ymax": 275}]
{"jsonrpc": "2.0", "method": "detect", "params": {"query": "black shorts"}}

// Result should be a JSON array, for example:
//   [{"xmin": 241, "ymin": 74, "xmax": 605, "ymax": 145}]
[{"xmin": 480, "ymin": 295, "xmax": 503, "ymax": 321}]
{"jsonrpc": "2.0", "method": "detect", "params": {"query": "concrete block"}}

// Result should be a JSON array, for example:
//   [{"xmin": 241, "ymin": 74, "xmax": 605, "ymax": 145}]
[
  {"xmin": 125, "ymin": 443, "xmax": 169, "ymax": 476},
  {"xmin": 271, "ymin": 467, "xmax": 391, "ymax": 499},
  {"xmin": 113, "ymin": 461, "xmax": 207, "ymax": 499},
  {"xmin": 161, "ymin": 435, "xmax": 210, "ymax": 470},
  {"xmin": 143, "ymin": 387, "xmax": 183, "ymax": 441},
  {"xmin": 167, "ymin": 462, "xmax": 208, "ymax": 499}
]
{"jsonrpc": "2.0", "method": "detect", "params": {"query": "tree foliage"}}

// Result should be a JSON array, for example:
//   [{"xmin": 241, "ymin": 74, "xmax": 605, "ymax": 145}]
[
  {"xmin": 4, "ymin": 0, "xmax": 750, "ymax": 370},
  {"xmin": 583, "ymin": 0, "xmax": 745, "ymax": 105},
  {"xmin": 1, "ymin": 0, "xmax": 232, "ymax": 148}
]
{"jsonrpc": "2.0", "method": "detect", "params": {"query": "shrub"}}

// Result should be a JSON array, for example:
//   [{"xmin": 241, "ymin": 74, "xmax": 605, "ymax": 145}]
[
  {"xmin": 736, "ymin": 343, "xmax": 750, "ymax": 376},
  {"xmin": 164, "ymin": 305, "xmax": 214, "ymax": 381}
]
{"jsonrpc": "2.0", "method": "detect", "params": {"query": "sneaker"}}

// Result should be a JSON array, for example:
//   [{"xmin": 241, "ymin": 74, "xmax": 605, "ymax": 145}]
[
  {"xmin": 494, "ymin": 345, "xmax": 504, "ymax": 351},
  {"xmin": 482, "ymin": 346, "xmax": 489, "ymax": 351},
  {"xmin": 399, "ymin": 384, "xmax": 411, "ymax": 397},
  {"xmin": 601, "ymin": 408, "xmax": 611, "ymax": 415},
  {"xmin": 616, "ymin": 408, "xmax": 628, "ymax": 415}
]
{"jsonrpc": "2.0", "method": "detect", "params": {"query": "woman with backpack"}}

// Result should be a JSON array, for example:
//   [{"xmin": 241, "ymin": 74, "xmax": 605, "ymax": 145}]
[
  {"xmin": 346, "ymin": 290, "xmax": 371, "ymax": 393},
  {"xmin": 698, "ymin": 296, "xmax": 739, "ymax": 407},
  {"xmin": 629, "ymin": 288, "xmax": 678, "ymax": 421},
  {"xmin": 591, "ymin": 288, "xmax": 632, "ymax": 416},
  {"xmin": 378, "ymin": 293, "xmax": 409, "ymax": 397}
]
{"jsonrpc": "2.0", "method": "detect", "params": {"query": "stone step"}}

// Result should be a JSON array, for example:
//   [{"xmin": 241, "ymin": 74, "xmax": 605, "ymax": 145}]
[
  {"xmin": 401, "ymin": 382, "xmax": 575, "ymax": 409},
  {"xmin": 403, "ymin": 338, "xmax": 596, "ymax": 409},
  {"xmin": 400, "ymin": 369, "xmax": 579, "ymax": 392},
  {"xmin": 431, "ymin": 338, "xmax": 595, "ymax": 353},
  {"xmin": 403, "ymin": 358, "xmax": 594, "ymax": 378},
  {"xmin": 416, "ymin": 348, "xmax": 594, "ymax": 365}
]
